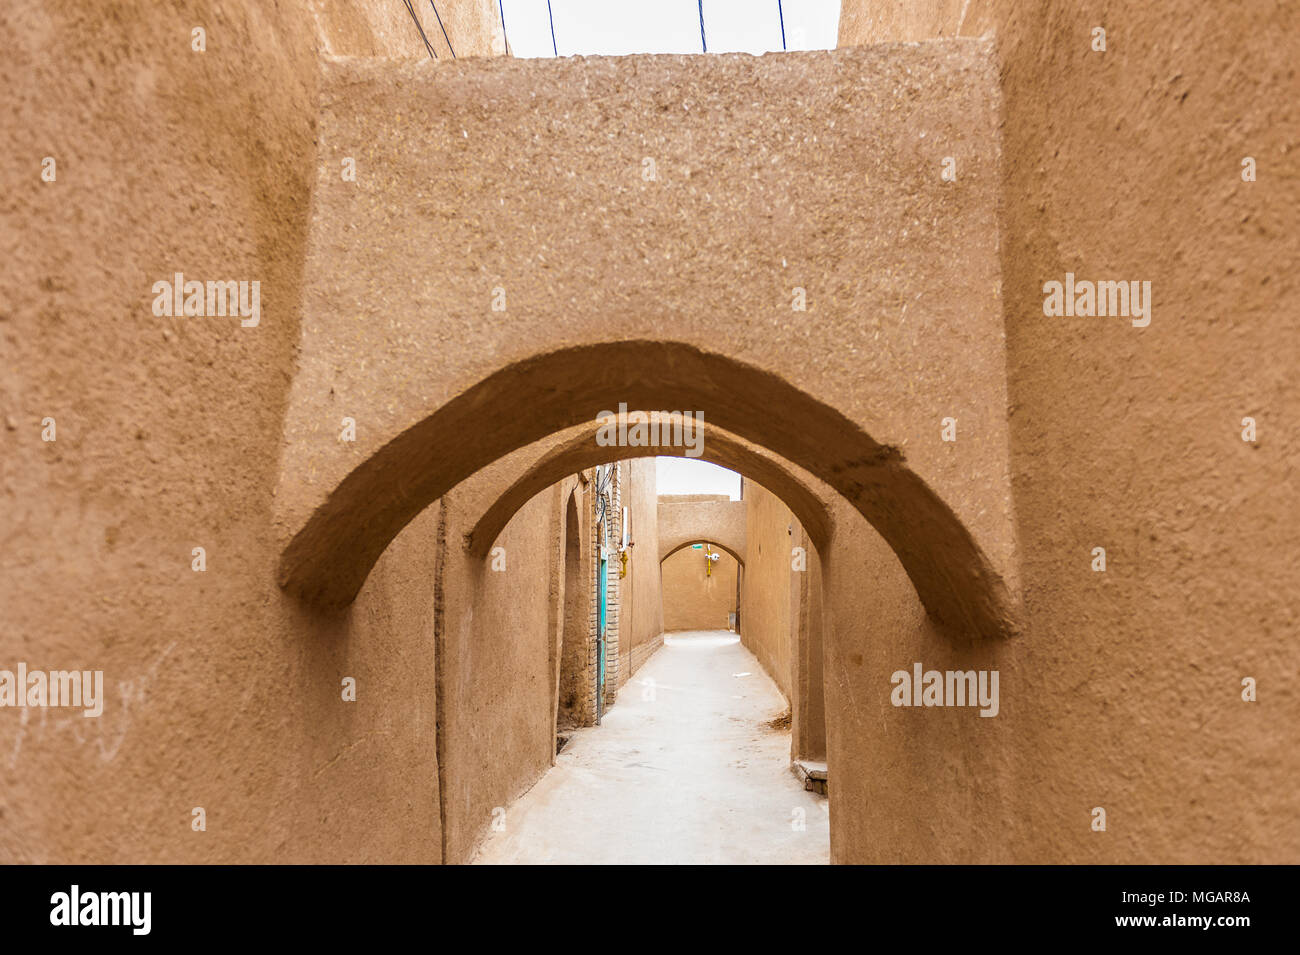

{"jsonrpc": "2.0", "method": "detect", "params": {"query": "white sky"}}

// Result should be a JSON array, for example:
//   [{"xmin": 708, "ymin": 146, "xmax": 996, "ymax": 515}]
[
  {"xmin": 657, "ymin": 458, "xmax": 742, "ymax": 499},
  {"xmin": 499, "ymin": 0, "xmax": 841, "ymax": 57}
]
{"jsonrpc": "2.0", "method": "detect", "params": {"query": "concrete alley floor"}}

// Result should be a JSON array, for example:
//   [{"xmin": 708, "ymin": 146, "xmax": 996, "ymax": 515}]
[{"xmin": 472, "ymin": 630, "xmax": 829, "ymax": 864}]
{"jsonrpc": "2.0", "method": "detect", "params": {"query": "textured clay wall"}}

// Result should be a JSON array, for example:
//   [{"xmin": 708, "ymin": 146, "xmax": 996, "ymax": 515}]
[
  {"xmin": 658, "ymin": 476, "xmax": 825, "ymax": 758},
  {"xmin": 439, "ymin": 489, "xmax": 559, "ymax": 864},
  {"xmin": 313, "ymin": 0, "xmax": 504, "ymax": 58},
  {"xmin": 275, "ymin": 42, "xmax": 1019, "ymax": 648},
  {"xmin": 657, "ymin": 497, "xmax": 747, "ymax": 565},
  {"xmin": 556, "ymin": 485, "xmax": 589, "ymax": 729},
  {"xmin": 792, "ymin": 528, "xmax": 826, "ymax": 761},
  {"xmin": 822, "ymin": 500, "xmax": 1015, "ymax": 863},
  {"xmin": 620, "ymin": 458, "xmax": 664, "ymax": 683},
  {"xmin": 738, "ymin": 477, "xmax": 825, "ymax": 760},
  {"xmin": 0, "ymin": 0, "xmax": 530, "ymax": 864},
  {"xmin": 837, "ymin": 0, "xmax": 1300, "ymax": 862},
  {"xmin": 661, "ymin": 549, "xmax": 738, "ymax": 633},
  {"xmin": 838, "ymin": 0, "xmax": 995, "ymax": 44},
  {"xmin": 738, "ymin": 481, "xmax": 796, "ymax": 704}
]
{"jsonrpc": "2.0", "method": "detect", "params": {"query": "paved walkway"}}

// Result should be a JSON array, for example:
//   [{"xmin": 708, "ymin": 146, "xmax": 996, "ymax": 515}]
[{"xmin": 472, "ymin": 630, "xmax": 829, "ymax": 864}]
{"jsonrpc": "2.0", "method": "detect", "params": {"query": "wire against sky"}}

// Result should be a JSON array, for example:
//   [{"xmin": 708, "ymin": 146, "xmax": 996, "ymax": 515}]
[{"xmin": 499, "ymin": 0, "xmax": 839, "ymax": 58}]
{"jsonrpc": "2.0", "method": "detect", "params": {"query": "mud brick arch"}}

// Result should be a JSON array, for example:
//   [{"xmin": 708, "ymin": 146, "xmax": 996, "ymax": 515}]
[{"xmin": 275, "ymin": 44, "xmax": 1019, "ymax": 639}]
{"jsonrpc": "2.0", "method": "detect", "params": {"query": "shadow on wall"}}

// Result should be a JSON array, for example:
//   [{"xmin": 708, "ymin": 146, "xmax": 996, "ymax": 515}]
[{"xmin": 557, "ymin": 490, "xmax": 586, "ymax": 730}]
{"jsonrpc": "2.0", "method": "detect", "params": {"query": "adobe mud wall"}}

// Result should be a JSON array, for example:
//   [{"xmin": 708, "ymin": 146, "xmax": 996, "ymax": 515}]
[
  {"xmin": 8, "ymin": 0, "xmax": 1293, "ymax": 868},
  {"xmin": 556, "ymin": 483, "xmax": 590, "ymax": 730},
  {"xmin": 0, "ymin": 0, "xmax": 508, "ymax": 864},
  {"xmin": 792, "ymin": 525, "xmax": 826, "ymax": 762},
  {"xmin": 658, "ymin": 497, "xmax": 746, "ymax": 565},
  {"xmin": 737, "ymin": 478, "xmax": 826, "ymax": 760},
  {"xmin": 436, "ymin": 483, "xmax": 561, "ymax": 865},
  {"xmin": 835, "ymin": 0, "xmax": 1300, "ymax": 862},
  {"xmin": 661, "ymin": 548, "xmax": 739, "ymax": 633},
  {"xmin": 822, "ymin": 499, "xmax": 1016, "ymax": 863},
  {"xmin": 275, "ymin": 41, "xmax": 1020, "ymax": 643},
  {"xmin": 738, "ymin": 481, "xmax": 797, "ymax": 703},
  {"xmin": 620, "ymin": 458, "xmax": 664, "ymax": 684}
]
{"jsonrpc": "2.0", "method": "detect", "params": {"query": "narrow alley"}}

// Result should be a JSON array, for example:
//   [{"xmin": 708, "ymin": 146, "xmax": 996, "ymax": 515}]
[
  {"xmin": 473, "ymin": 631, "xmax": 829, "ymax": 864},
  {"xmin": 7, "ymin": 0, "xmax": 1297, "ymax": 907}
]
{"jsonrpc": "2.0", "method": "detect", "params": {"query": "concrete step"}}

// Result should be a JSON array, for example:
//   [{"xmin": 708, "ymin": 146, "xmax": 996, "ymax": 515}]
[{"xmin": 792, "ymin": 759, "xmax": 828, "ymax": 795}]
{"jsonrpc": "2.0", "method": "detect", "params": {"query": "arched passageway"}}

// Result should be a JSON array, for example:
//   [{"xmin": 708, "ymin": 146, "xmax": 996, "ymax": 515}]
[
  {"xmin": 660, "ymin": 541, "xmax": 742, "ymax": 634},
  {"xmin": 660, "ymin": 538, "xmax": 744, "ymax": 567},
  {"xmin": 455, "ymin": 417, "xmax": 833, "ymax": 787},
  {"xmin": 658, "ymin": 497, "xmax": 747, "ymax": 566},
  {"xmin": 279, "ymin": 344, "xmax": 1016, "ymax": 640},
  {"xmin": 467, "ymin": 415, "xmax": 824, "ymax": 559},
  {"xmin": 473, "ymin": 627, "xmax": 829, "ymax": 865},
  {"xmin": 265, "ymin": 42, "xmax": 1018, "ymax": 862},
  {"xmin": 283, "ymin": 40, "xmax": 1013, "ymax": 632}
]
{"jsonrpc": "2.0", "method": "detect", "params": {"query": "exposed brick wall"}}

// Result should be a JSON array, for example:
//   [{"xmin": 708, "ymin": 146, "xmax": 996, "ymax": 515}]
[
  {"xmin": 628, "ymin": 633, "xmax": 664, "ymax": 675},
  {"xmin": 563, "ymin": 463, "xmax": 626, "ymax": 725},
  {"xmin": 603, "ymin": 463, "xmax": 621, "ymax": 706}
]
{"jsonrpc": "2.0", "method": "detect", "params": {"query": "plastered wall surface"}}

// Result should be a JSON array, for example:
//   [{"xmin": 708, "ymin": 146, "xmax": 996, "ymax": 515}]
[
  {"xmin": 658, "ymin": 497, "xmax": 747, "ymax": 565},
  {"xmin": 738, "ymin": 482, "xmax": 796, "ymax": 704},
  {"xmin": 276, "ymin": 41, "xmax": 1019, "ymax": 642},
  {"xmin": 621, "ymin": 458, "xmax": 664, "ymax": 682},
  {"xmin": 0, "ymin": 0, "xmax": 513, "ymax": 865},
  {"xmin": 823, "ymin": 497, "xmax": 1017, "ymax": 863},
  {"xmin": 311, "ymin": 0, "xmax": 504, "ymax": 59},
  {"xmin": 5, "ymin": 0, "xmax": 1294, "ymax": 868},
  {"xmin": 793, "ymin": 530, "xmax": 826, "ymax": 761},
  {"xmin": 834, "ymin": 0, "xmax": 1300, "ymax": 862},
  {"xmin": 661, "ymin": 549, "xmax": 739, "ymax": 633},
  {"xmin": 736, "ymin": 478, "xmax": 825, "ymax": 761},
  {"xmin": 438, "ymin": 489, "xmax": 558, "ymax": 864},
  {"xmin": 466, "ymin": 418, "xmax": 834, "ymax": 556}
]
